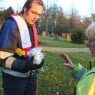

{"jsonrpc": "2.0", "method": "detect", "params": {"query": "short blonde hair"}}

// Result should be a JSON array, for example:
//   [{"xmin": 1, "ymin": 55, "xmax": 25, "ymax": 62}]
[{"xmin": 86, "ymin": 22, "xmax": 95, "ymax": 40}]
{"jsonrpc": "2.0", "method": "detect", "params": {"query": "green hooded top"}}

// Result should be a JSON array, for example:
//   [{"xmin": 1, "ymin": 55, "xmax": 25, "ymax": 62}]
[{"xmin": 71, "ymin": 60, "xmax": 95, "ymax": 95}]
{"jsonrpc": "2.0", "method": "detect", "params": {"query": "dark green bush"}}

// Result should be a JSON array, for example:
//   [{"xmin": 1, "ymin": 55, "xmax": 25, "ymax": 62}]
[{"xmin": 71, "ymin": 29, "xmax": 86, "ymax": 44}]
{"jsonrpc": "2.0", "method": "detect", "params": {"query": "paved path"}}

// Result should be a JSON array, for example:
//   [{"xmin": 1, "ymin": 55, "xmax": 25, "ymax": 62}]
[{"xmin": 42, "ymin": 46, "xmax": 90, "ymax": 53}]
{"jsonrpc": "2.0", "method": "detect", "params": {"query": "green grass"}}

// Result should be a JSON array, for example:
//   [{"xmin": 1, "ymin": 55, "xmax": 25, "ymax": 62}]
[
  {"xmin": 0, "ymin": 52, "xmax": 93, "ymax": 95},
  {"xmin": 38, "ymin": 51, "xmax": 93, "ymax": 95},
  {"xmin": 39, "ymin": 36, "xmax": 86, "ymax": 48}
]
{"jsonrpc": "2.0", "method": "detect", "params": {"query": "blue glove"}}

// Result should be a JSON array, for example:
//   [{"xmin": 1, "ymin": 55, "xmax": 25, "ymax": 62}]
[
  {"xmin": 27, "ymin": 47, "xmax": 42, "ymax": 58},
  {"xmin": 27, "ymin": 47, "xmax": 44, "ymax": 70}
]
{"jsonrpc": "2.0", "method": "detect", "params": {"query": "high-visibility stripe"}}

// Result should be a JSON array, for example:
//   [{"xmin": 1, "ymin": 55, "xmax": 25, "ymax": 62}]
[
  {"xmin": 0, "ymin": 51, "xmax": 13, "ymax": 59},
  {"xmin": 2, "ymin": 69, "xmax": 31, "ymax": 77},
  {"xmin": 5, "ymin": 57, "xmax": 16, "ymax": 69}
]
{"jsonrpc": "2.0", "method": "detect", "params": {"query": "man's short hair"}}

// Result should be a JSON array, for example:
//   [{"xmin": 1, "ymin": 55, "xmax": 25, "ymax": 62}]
[
  {"xmin": 20, "ymin": 0, "xmax": 45, "ymax": 14},
  {"xmin": 24, "ymin": 0, "xmax": 45, "ymax": 10}
]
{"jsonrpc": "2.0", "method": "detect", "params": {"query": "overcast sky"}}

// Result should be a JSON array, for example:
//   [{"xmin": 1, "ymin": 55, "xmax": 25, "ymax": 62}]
[{"xmin": 0, "ymin": 0, "xmax": 95, "ymax": 18}]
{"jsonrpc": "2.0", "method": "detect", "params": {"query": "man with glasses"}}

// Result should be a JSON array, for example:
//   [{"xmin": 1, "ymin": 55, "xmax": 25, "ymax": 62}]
[{"xmin": 0, "ymin": 0, "xmax": 45, "ymax": 95}]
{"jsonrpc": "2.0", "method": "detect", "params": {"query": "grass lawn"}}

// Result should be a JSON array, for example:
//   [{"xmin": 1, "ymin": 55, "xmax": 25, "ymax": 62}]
[
  {"xmin": 0, "ymin": 51, "xmax": 93, "ymax": 95},
  {"xmin": 38, "ymin": 36, "xmax": 86, "ymax": 48},
  {"xmin": 38, "ymin": 51, "xmax": 93, "ymax": 95}
]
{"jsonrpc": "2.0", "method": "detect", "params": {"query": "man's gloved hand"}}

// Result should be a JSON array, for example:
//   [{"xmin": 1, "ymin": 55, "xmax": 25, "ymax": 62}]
[
  {"xmin": 27, "ymin": 47, "xmax": 45, "ymax": 70},
  {"xmin": 28, "ymin": 55, "xmax": 44, "ymax": 70},
  {"xmin": 33, "ymin": 52, "xmax": 44, "ymax": 65}
]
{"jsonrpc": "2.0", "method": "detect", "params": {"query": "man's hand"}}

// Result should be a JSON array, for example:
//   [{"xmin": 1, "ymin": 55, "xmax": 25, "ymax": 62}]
[
  {"xmin": 28, "ymin": 55, "xmax": 44, "ymax": 70},
  {"xmin": 33, "ymin": 52, "xmax": 44, "ymax": 65},
  {"xmin": 60, "ymin": 54, "xmax": 74, "ymax": 69},
  {"xmin": 27, "ymin": 47, "xmax": 45, "ymax": 70}
]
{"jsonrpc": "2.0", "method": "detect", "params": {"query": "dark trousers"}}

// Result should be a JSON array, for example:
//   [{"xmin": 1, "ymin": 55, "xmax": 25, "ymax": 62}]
[{"xmin": 2, "ymin": 72, "xmax": 37, "ymax": 95}]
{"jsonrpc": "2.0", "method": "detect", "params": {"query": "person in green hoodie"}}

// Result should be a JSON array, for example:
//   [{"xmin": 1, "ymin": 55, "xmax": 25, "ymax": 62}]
[{"xmin": 61, "ymin": 22, "xmax": 95, "ymax": 95}]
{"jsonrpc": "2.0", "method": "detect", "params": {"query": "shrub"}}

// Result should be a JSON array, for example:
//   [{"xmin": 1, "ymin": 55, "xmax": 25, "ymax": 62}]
[{"xmin": 71, "ymin": 29, "xmax": 85, "ymax": 44}]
